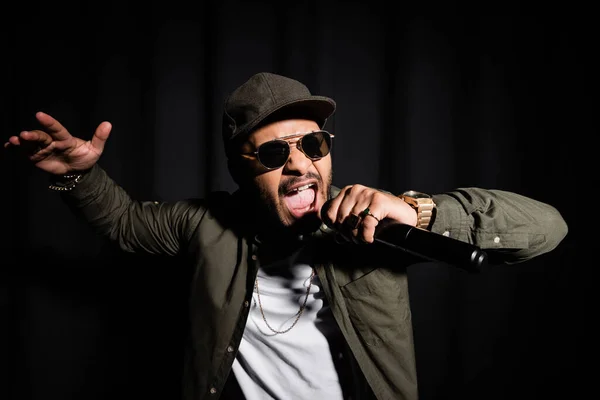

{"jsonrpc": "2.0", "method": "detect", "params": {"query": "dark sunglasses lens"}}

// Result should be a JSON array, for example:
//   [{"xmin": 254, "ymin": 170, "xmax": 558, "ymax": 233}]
[
  {"xmin": 258, "ymin": 141, "xmax": 290, "ymax": 169},
  {"xmin": 301, "ymin": 131, "xmax": 332, "ymax": 159}
]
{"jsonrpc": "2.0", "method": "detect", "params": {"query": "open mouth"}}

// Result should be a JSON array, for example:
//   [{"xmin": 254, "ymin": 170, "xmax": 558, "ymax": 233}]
[{"xmin": 283, "ymin": 183, "xmax": 317, "ymax": 219}]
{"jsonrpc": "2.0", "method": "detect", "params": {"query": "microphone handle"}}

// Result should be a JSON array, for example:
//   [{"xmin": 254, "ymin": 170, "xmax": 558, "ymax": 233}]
[{"xmin": 374, "ymin": 222, "xmax": 488, "ymax": 272}]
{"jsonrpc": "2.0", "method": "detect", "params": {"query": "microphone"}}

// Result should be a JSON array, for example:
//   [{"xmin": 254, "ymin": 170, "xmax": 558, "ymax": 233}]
[
  {"xmin": 373, "ymin": 221, "xmax": 487, "ymax": 272},
  {"xmin": 320, "ymin": 201, "xmax": 487, "ymax": 272}
]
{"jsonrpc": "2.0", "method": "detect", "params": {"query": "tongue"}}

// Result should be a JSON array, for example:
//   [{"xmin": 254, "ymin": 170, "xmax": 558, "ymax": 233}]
[{"xmin": 285, "ymin": 189, "xmax": 315, "ymax": 210}]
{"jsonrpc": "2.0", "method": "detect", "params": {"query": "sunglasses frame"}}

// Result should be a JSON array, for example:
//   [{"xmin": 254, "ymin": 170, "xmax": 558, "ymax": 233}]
[{"xmin": 241, "ymin": 130, "xmax": 335, "ymax": 170}]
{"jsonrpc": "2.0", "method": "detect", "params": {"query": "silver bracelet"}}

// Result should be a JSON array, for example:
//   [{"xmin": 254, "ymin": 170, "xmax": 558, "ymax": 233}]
[{"xmin": 48, "ymin": 174, "xmax": 83, "ymax": 192}]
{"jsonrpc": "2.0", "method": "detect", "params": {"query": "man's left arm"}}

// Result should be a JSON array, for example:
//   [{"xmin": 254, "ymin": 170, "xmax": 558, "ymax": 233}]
[{"xmin": 431, "ymin": 188, "xmax": 568, "ymax": 264}]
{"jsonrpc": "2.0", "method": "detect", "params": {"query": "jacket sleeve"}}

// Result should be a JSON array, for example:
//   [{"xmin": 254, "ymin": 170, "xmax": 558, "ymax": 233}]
[
  {"xmin": 60, "ymin": 164, "xmax": 206, "ymax": 256},
  {"xmin": 431, "ymin": 188, "xmax": 568, "ymax": 264}
]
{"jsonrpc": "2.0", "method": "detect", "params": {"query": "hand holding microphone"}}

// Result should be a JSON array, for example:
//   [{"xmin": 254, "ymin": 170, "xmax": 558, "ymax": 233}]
[
  {"xmin": 320, "ymin": 185, "xmax": 487, "ymax": 271},
  {"xmin": 319, "ymin": 184, "xmax": 418, "ymax": 244}
]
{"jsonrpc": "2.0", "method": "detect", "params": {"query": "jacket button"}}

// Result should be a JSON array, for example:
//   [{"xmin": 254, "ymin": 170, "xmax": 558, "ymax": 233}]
[
  {"xmin": 244, "ymin": 300, "xmax": 249, "ymax": 307},
  {"xmin": 209, "ymin": 387, "xmax": 217, "ymax": 394},
  {"xmin": 251, "ymin": 254, "xmax": 258, "ymax": 260},
  {"xmin": 227, "ymin": 346, "xmax": 234, "ymax": 353}
]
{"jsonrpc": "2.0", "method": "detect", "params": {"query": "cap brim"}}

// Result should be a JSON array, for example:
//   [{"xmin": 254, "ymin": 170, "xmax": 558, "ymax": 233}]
[{"xmin": 236, "ymin": 96, "xmax": 336, "ymax": 140}]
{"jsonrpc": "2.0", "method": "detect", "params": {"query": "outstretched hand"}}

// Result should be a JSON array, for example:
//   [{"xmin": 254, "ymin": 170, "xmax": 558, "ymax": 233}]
[{"xmin": 4, "ymin": 111, "xmax": 112, "ymax": 175}]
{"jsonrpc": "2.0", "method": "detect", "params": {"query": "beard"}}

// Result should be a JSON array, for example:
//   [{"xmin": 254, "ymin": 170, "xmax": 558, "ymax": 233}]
[{"xmin": 248, "ymin": 170, "xmax": 333, "ymax": 239}]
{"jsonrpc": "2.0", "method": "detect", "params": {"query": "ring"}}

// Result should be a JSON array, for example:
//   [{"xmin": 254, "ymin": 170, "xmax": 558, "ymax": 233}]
[{"xmin": 360, "ymin": 207, "xmax": 379, "ymax": 222}]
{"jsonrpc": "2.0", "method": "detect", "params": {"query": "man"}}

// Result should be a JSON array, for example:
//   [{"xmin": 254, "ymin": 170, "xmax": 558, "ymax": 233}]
[{"xmin": 5, "ymin": 72, "xmax": 568, "ymax": 400}]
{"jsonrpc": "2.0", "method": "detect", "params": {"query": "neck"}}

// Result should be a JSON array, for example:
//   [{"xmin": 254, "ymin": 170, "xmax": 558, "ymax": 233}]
[{"xmin": 254, "ymin": 232, "xmax": 311, "ymax": 265}]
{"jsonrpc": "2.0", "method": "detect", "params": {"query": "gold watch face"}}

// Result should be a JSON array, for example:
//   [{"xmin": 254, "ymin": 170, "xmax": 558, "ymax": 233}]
[{"xmin": 402, "ymin": 190, "xmax": 432, "ymax": 199}]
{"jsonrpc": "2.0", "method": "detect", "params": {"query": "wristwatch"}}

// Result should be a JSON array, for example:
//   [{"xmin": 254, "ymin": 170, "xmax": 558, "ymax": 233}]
[{"xmin": 399, "ymin": 190, "xmax": 436, "ymax": 230}]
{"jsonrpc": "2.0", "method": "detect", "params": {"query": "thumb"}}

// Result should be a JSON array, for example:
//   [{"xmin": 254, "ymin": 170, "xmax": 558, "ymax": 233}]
[{"xmin": 90, "ymin": 121, "xmax": 112, "ymax": 153}]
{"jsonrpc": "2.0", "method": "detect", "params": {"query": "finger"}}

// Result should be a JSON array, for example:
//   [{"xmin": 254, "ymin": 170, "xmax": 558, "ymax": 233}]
[
  {"xmin": 336, "ymin": 185, "xmax": 371, "ymax": 224},
  {"xmin": 19, "ymin": 130, "xmax": 54, "ymax": 146},
  {"xmin": 5, "ymin": 136, "xmax": 23, "ymax": 147},
  {"xmin": 14, "ymin": 131, "xmax": 54, "ymax": 158},
  {"xmin": 358, "ymin": 210, "xmax": 380, "ymax": 243},
  {"xmin": 322, "ymin": 185, "xmax": 351, "ymax": 226},
  {"xmin": 90, "ymin": 121, "xmax": 112, "ymax": 153},
  {"xmin": 3, "ymin": 133, "xmax": 47, "ymax": 160},
  {"xmin": 342, "ymin": 213, "xmax": 362, "ymax": 231},
  {"xmin": 350, "ymin": 189, "xmax": 388, "ymax": 221},
  {"xmin": 345, "ymin": 190, "xmax": 385, "ymax": 242},
  {"xmin": 328, "ymin": 184, "xmax": 362, "ymax": 225},
  {"xmin": 340, "ymin": 204, "xmax": 372, "ymax": 242},
  {"xmin": 35, "ymin": 111, "xmax": 73, "ymax": 141}
]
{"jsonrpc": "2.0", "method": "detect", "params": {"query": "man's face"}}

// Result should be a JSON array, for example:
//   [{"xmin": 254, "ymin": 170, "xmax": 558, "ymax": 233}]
[{"xmin": 238, "ymin": 118, "xmax": 333, "ymax": 235}]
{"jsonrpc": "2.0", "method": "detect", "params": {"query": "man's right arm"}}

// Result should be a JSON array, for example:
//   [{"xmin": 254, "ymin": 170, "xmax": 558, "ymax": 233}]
[
  {"xmin": 5, "ymin": 112, "xmax": 206, "ymax": 257},
  {"xmin": 57, "ymin": 164, "xmax": 206, "ymax": 257}
]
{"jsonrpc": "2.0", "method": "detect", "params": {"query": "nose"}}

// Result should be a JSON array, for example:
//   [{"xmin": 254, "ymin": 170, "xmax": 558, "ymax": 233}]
[{"xmin": 282, "ymin": 145, "xmax": 312, "ymax": 175}]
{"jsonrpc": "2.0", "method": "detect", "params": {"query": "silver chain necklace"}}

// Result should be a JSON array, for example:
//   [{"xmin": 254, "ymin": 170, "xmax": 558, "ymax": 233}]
[{"xmin": 254, "ymin": 269, "xmax": 315, "ymax": 335}]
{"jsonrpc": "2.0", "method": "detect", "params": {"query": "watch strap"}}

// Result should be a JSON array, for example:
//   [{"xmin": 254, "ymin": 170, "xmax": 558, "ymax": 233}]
[{"xmin": 399, "ymin": 191, "xmax": 436, "ymax": 230}]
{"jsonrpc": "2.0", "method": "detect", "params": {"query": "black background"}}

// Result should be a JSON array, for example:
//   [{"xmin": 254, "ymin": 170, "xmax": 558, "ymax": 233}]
[{"xmin": 1, "ymin": 2, "xmax": 591, "ymax": 399}]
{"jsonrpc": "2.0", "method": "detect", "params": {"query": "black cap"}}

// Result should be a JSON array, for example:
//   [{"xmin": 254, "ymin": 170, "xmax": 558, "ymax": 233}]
[{"xmin": 222, "ymin": 72, "xmax": 336, "ymax": 155}]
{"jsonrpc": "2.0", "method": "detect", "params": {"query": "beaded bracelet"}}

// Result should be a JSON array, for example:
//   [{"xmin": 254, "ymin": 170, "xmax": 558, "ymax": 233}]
[{"xmin": 48, "ymin": 174, "xmax": 83, "ymax": 192}]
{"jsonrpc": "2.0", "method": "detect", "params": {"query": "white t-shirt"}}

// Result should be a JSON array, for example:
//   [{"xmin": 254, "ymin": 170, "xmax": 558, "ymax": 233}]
[{"xmin": 232, "ymin": 247, "xmax": 344, "ymax": 400}]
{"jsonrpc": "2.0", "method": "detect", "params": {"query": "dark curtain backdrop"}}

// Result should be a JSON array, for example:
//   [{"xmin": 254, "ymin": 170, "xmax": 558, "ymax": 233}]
[{"xmin": 1, "ymin": 2, "xmax": 591, "ymax": 400}]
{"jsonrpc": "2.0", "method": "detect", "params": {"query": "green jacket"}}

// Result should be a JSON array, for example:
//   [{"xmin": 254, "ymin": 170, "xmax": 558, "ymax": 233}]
[{"xmin": 61, "ymin": 165, "xmax": 568, "ymax": 400}]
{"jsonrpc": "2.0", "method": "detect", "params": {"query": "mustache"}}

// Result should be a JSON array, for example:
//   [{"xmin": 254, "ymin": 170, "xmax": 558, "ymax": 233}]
[{"xmin": 279, "ymin": 172, "xmax": 322, "ymax": 195}]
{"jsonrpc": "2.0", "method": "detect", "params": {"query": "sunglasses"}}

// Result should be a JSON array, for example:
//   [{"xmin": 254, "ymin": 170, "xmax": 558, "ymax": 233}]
[{"xmin": 241, "ymin": 130, "xmax": 335, "ymax": 170}]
